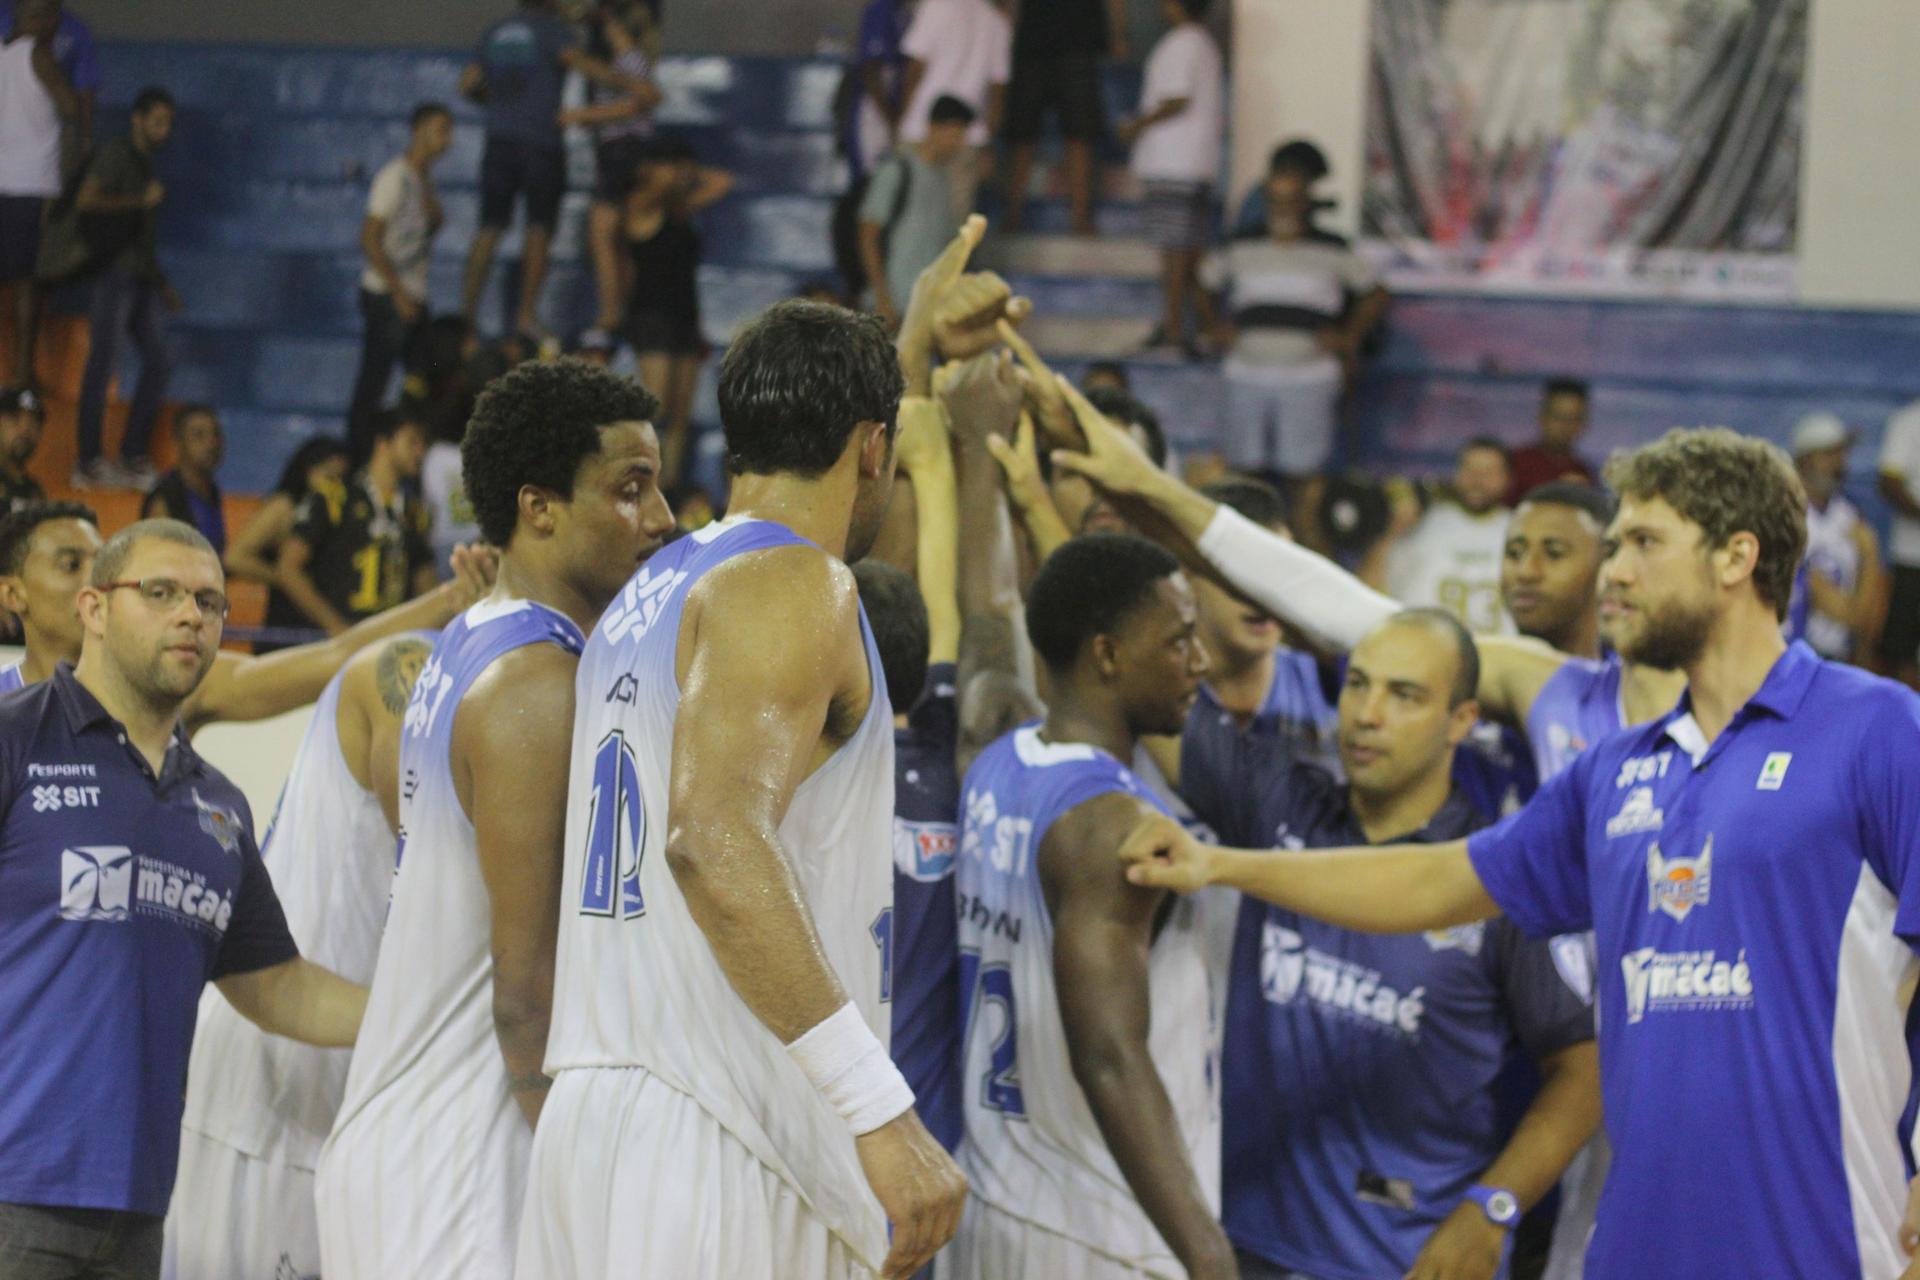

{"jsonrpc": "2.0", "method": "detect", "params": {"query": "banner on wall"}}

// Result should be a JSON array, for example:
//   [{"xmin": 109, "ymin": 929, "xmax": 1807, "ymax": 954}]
[{"xmin": 1360, "ymin": 0, "xmax": 1807, "ymax": 300}]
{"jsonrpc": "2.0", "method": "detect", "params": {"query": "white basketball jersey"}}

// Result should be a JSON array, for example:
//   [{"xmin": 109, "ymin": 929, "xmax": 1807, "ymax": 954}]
[
  {"xmin": 545, "ymin": 517, "xmax": 896, "ymax": 1267},
  {"xmin": 1804, "ymin": 495, "xmax": 1864, "ymax": 659},
  {"xmin": 179, "ymin": 668, "xmax": 395, "ymax": 1167},
  {"xmin": 956, "ymin": 727, "xmax": 1221, "ymax": 1275},
  {"xmin": 1385, "ymin": 501, "xmax": 1512, "ymax": 634}
]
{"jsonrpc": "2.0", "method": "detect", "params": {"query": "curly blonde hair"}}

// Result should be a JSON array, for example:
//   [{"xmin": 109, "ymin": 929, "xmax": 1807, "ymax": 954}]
[{"xmin": 1603, "ymin": 427, "xmax": 1807, "ymax": 621}]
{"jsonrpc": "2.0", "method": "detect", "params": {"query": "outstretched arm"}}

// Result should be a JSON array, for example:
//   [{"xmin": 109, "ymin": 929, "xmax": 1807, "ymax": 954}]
[
  {"xmin": 1046, "ymin": 794, "xmax": 1237, "ymax": 1280},
  {"xmin": 217, "ymin": 957, "xmax": 367, "ymax": 1048}
]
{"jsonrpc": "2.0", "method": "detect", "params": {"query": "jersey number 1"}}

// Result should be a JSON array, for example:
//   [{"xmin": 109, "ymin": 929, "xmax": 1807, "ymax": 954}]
[{"xmin": 578, "ymin": 730, "xmax": 647, "ymax": 920}]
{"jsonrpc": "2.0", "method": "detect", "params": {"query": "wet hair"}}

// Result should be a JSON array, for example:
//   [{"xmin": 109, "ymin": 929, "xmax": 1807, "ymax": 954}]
[
  {"xmin": 717, "ymin": 300, "xmax": 904, "ymax": 478},
  {"xmin": 90, "ymin": 519, "xmax": 217, "ymax": 589},
  {"xmin": 132, "ymin": 86, "xmax": 175, "ymax": 117},
  {"xmin": 851, "ymin": 560, "xmax": 931, "ymax": 712},
  {"xmin": 1517, "ymin": 481, "xmax": 1615, "ymax": 528},
  {"xmin": 1026, "ymin": 533, "xmax": 1182, "ymax": 673},
  {"xmin": 1385, "ymin": 606, "xmax": 1480, "ymax": 707},
  {"xmin": 1603, "ymin": 426, "xmax": 1807, "ymax": 621},
  {"xmin": 463, "ymin": 358, "xmax": 663, "ymax": 547},
  {"xmin": 0, "ymin": 501, "xmax": 97, "ymax": 575},
  {"xmin": 1542, "ymin": 377, "xmax": 1589, "ymax": 404},
  {"xmin": 1201, "ymin": 476, "xmax": 1287, "ymax": 530},
  {"xmin": 273, "ymin": 436, "xmax": 351, "ymax": 500},
  {"xmin": 928, "ymin": 95, "xmax": 977, "ymax": 127},
  {"xmin": 1085, "ymin": 386, "xmax": 1167, "ymax": 468}
]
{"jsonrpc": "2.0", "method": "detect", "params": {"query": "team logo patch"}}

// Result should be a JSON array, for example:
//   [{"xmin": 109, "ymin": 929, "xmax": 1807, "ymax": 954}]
[
  {"xmin": 1756, "ymin": 752, "xmax": 1792, "ymax": 791},
  {"xmin": 1423, "ymin": 923, "xmax": 1485, "ymax": 956},
  {"xmin": 194, "ymin": 788, "xmax": 245, "ymax": 855},
  {"xmin": 59, "ymin": 846, "xmax": 133, "ymax": 921},
  {"xmin": 1646, "ymin": 836, "xmax": 1712, "ymax": 921},
  {"xmin": 1606, "ymin": 786, "xmax": 1664, "ymax": 838},
  {"xmin": 893, "ymin": 818, "xmax": 957, "ymax": 882}
]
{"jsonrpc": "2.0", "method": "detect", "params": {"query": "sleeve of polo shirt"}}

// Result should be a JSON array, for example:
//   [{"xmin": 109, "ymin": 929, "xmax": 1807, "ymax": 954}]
[
  {"xmin": 1856, "ymin": 691, "xmax": 1920, "ymax": 945},
  {"xmin": 212, "ymin": 830, "xmax": 300, "ymax": 978},
  {"xmin": 1489, "ymin": 919, "xmax": 1595, "ymax": 1061},
  {"xmin": 1466, "ymin": 750, "xmax": 1594, "ymax": 937}
]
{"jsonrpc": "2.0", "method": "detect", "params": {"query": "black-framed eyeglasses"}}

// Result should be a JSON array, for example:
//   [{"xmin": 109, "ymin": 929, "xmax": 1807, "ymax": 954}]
[{"xmin": 99, "ymin": 577, "xmax": 231, "ymax": 620}]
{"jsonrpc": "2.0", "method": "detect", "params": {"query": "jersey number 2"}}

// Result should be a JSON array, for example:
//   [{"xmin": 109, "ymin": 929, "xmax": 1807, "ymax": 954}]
[
  {"xmin": 959, "ymin": 950, "xmax": 1026, "ymax": 1117},
  {"xmin": 578, "ymin": 730, "xmax": 647, "ymax": 920}
]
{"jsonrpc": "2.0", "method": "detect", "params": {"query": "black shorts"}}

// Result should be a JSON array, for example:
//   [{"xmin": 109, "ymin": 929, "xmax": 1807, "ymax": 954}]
[
  {"xmin": 0, "ymin": 196, "xmax": 49, "ymax": 283},
  {"xmin": 479, "ymin": 136, "xmax": 567, "ymax": 231},
  {"xmin": 1002, "ymin": 49, "xmax": 1104, "ymax": 142},
  {"xmin": 593, "ymin": 134, "xmax": 651, "ymax": 205},
  {"xmin": 1880, "ymin": 563, "xmax": 1920, "ymax": 666},
  {"xmin": 627, "ymin": 308, "xmax": 706, "ymax": 358}
]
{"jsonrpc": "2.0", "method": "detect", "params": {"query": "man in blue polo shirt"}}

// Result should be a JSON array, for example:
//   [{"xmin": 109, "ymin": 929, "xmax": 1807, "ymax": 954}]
[
  {"xmin": 1120, "ymin": 427, "xmax": 1920, "ymax": 1279},
  {"xmin": 0, "ymin": 519, "xmax": 369, "ymax": 1280}
]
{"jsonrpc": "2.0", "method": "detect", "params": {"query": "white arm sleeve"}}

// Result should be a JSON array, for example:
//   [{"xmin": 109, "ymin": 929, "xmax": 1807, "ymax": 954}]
[{"xmin": 1195, "ymin": 505, "xmax": 1399, "ymax": 652}]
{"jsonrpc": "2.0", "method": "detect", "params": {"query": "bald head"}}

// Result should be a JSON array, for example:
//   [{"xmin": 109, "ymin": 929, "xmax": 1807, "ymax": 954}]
[{"xmin": 1380, "ymin": 607, "xmax": 1480, "ymax": 707}]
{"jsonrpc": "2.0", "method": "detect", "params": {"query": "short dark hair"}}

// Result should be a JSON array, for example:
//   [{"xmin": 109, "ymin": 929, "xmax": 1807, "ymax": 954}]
[
  {"xmin": 1083, "ymin": 361, "xmax": 1130, "ymax": 390},
  {"xmin": 132, "ymin": 86, "xmax": 175, "ymax": 117},
  {"xmin": 1517, "ymin": 481, "xmax": 1615, "ymax": 527},
  {"xmin": 91, "ymin": 519, "xmax": 217, "ymax": 589},
  {"xmin": 927, "ymin": 94, "xmax": 977, "ymax": 127},
  {"xmin": 1386, "ymin": 607, "xmax": 1480, "ymax": 707},
  {"xmin": 717, "ymin": 300, "xmax": 904, "ymax": 478},
  {"xmin": 463, "ymin": 358, "xmax": 663, "ymax": 547},
  {"xmin": 1603, "ymin": 426, "xmax": 1807, "ymax": 621},
  {"xmin": 410, "ymin": 101, "xmax": 451, "ymax": 129},
  {"xmin": 1026, "ymin": 533, "xmax": 1182, "ymax": 673},
  {"xmin": 1174, "ymin": 0, "xmax": 1213, "ymax": 18},
  {"xmin": 1543, "ymin": 377, "xmax": 1589, "ymax": 404},
  {"xmin": 851, "ymin": 560, "xmax": 930, "ymax": 712},
  {"xmin": 1269, "ymin": 138, "xmax": 1329, "ymax": 180},
  {"xmin": 174, "ymin": 402, "xmax": 220, "ymax": 433},
  {"xmin": 273, "ymin": 436, "xmax": 351, "ymax": 499},
  {"xmin": 370, "ymin": 406, "xmax": 425, "ymax": 444},
  {"xmin": 1201, "ymin": 476, "xmax": 1287, "ymax": 530},
  {"xmin": 0, "ymin": 501, "xmax": 96, "ymax": 575},
  {"xmin": 1085, "ymin": 387, "xmax": 1167, "ymax": 468},
  {"xmin": 1460, "ymin": 435, "xmax": 1509, "ymax": 466}
]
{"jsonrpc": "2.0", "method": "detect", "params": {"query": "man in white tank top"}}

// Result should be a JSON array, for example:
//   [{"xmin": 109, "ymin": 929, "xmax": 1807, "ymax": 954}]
[
  {"xmin": 523, "ymin": 247, "xmax": 983, "ymax": 1280},
  {"xmin": 315, "ymin": 360, "xmax": 675, "ymax": 1280},
  {"xmin": 1792, "ymin": 413, "xmax": 1881, "ymax": 661},
  {"xmin": 162, "ymin": 632, "xmax": 432, "ymax": 1280}
]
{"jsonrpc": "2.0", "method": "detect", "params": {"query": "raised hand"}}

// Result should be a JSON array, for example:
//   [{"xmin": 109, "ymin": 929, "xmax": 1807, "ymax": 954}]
[
  {"xmin": 933, "ymin": 273, "xmax": 1030, "ymax": 362},
  {"xmin": 985, "ymin": 412, "xmax": 1050, "ymax": 513},
  {"xmin": 892, "ymin": 396, "xmax": 951, "ymax": 478},
  {"xmin": 996, "ymin": 319, "xmax": 1077, "ymax": 449},
  {"xmin": 940, "ymin": 350, "xmax": 1024, "ymax": 450},
  {"xmin": 1046, "ymin": 373, "xmax": 1164, "ymax": 499},
  {"xmin": 1117, "ymin": 810, "xmax": 1215, "ymax": 894},
  {"xmin": 898, "ymin": 214, "xmax": 987, "ymax": 398}
]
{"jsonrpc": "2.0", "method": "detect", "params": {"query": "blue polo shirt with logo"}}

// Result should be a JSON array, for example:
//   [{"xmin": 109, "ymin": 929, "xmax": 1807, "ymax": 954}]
[
  {"xmin": 0, "ymin": 666, "xmax": 297, "ymax": 1216},
  {"xmin": 1468, "ymin": 642, "xmax": 1920, "ymax": 1279}
]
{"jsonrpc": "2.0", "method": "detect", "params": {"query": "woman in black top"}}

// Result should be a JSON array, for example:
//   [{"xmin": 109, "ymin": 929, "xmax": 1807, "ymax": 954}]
[{"xmin": 623, "ymin": 137, "xmax": 732, "ymax": 486}]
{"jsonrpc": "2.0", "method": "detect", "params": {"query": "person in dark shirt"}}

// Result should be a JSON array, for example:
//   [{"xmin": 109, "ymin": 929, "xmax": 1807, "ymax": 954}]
[
  {"xmin": 1002, "ymin": 0, "xmax": 1124, "ymax": 235},
  {"xmin": 63, "ymin": 86, "xmax": 177, "ymax": 491},
  {"xmin": 274, "ymin": 409, "xmax": 434, "ymax": 637},
  {"xmin": 0, "ymin": 386, "xmax": 47, "ymax": 513},
  {"xmin": 0, "ymin": 518, "xmax": 368, "ymax": 1280},
  {"xmin": 140, "ymin": 402, "xmax": 225, "ymax": 555},
  {"xmin": 1505, "ymin": 378, "xmax": 1596, "ymax": 507}
]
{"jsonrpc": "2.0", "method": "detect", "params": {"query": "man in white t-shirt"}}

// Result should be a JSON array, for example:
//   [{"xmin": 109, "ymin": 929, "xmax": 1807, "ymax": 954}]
[
  {"xmin": 347, "ymin": 102, "xmax": 452, "ymax": 461},
  {"xmin": 1121, "ymin": 0, "xmax": 1224, "ymax": 359},
  {"xmin": 0, "ymin": 0, "xmax": 76, "ymax": 391},
  {"xmin": 1877, "ymin": 399, "xmax": 1920, "ymax": 687},
  {"xmin": 898, "ymin": 0, "xmax": 1009, "ymax": 216},
  {"xmin": 1377, "ymin": 438, "xmax": 1513, "ymax": 634}
]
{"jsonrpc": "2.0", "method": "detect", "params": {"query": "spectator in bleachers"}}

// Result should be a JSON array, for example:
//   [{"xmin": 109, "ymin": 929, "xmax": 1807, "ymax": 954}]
[
  {"xmin": 1879, "ymin": 397, "xmax": 1920, "ymax": 688},
  {"xmin": 223, "ymin": 434, "xmax": 348, "ymax": 599},
  {"xmin": 898, "ymin": 0, "xmax": 1009, "ymax": 218},
  {"xmin": 0, "ymin": 386, "xmax": 46, "ymax": 512},
  {"xmin": 66, "ymin": 85, "xmax": 177, "ymax": 492},
  {"xmin": 1001, "ymin": 0, "xmax": 1124, "ymax": 236},
  {"xmin": 859, "ymin": 94, "xmax": 973, "ymax": 332},
  {"xmin": 1232, "ymin": 137, "xmax": 1333, "ymax": 239},
  {"xmin": 0, "ymin": 0, "xmax": 95, "ymax": 163},
  {"xmin": 831, "ymin": 0, "xmax": 914, "ymax": 300},
  {"xmin": 1122, "ymin": 0, "xmax": 1224, "ymax": 359},
  {"xmin": 1367, "ymin": 437, "xmax": 1513, "ymax": 634},
  {"xmin": 1787, "ymin": 412, "xmax": 1882, "ymax": 664},
  {"xmin": 421, "ymin": 406, "xmax": 478, "ymax": 579},
  {"xmin": 567, "ymin": 1, "xmax": 663, "ymax": 346},
  {"xmin": 0, "ymin": 0, "xmax": 78, "ymax": 391},
  {"xmin": 274, "ymin": 409, "xmax": 433, "ymax": 638},
  {"xmin": 623, "ymin": 137, "xmax": 731, "ymax": 487},
  {"xmin": 1504, "ymin": 377, "xmax": 1594, "ymax": 506},
  {"xmin": 1083, "ymin": 360, "xmax": 1130, "ymax": 392},
  {"xmin": 457, "ymin": 0, "xmax": 639, "ymax": 342},
  {"xmin": 1207, "ymin": 141, "xmax": 1388, "ymax": 508},
  {"xmin": 347, "ymin": 101, "xmax": 452, "ymax": 462},
  {"xmin": 139, "ymin": 403, "xmax": 226, "ymax": 556}
]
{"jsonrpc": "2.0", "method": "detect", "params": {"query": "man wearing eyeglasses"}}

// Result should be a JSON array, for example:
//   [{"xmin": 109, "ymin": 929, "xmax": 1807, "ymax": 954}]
[{"xmin": 0, "ymin": 518, "xmax": 372, "ymax": 1280}]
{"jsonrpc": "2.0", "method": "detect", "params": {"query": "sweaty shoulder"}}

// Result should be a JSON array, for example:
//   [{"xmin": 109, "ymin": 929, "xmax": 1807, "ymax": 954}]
[{"xmin": 682, "ymin": 541, "xmax": 861, "ymax": 665}]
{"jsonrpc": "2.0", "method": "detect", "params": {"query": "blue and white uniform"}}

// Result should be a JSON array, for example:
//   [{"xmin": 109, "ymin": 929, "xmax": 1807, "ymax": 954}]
[
  {"xmin": 1180, "ymin": 648, "xmax": 1341, "ymax": 782},
  {"xmin": 1469, "ymin": 643, "xmax": 1920, "ymax": 1279},
  {"xmin": 316, "ymin": 600, "xmax": 584, "ymax": 1280},
  {"xmin": 950, "ymin": 726, "xmax": 1220, "ymax": 1280},
  {"xmin": 1525, "ymin": 654, "xmax": 1625, "ymax": 783},
  {"xmin": 0, "ymin": 660, "xmax": 23, "ymax": 694},
  {"xmin": 521, "ymin": 517, "xmax": 896, "ymax": 1280},
  {"xmin": 166, "ymin": 663, "xmax": 402, "ymax": 1280},
  {"xmin": 893, "ymin": 662, "xmax": 964, "ymax": 1153}
]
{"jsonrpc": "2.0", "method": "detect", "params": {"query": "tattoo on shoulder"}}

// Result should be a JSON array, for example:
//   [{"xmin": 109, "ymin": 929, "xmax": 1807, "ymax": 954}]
[{"xmin": 375, "ymin": 638, "xmax": 433, "ymax": 715}]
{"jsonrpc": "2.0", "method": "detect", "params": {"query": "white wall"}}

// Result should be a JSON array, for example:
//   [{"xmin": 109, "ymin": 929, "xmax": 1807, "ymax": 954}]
[{"xmin": 1230, "ymin": 0, "xmax": 1920, "ymax": 311}]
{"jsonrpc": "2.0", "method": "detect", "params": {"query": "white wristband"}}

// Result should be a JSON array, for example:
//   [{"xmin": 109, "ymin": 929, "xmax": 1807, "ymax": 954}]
[{"xmin": 785, "ymin": 1001, "xmax": 916, "ymax": 1136}]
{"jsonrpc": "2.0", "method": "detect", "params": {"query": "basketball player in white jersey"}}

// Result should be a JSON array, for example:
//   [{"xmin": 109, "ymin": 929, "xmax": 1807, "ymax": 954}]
[
  {"xmin": 163, "ymin": 631, "xmax": 432, "ymax": 1280},
  {"xmin": 523, "ymin": 289, "xmax": 979, "ymax": 1275},
  {"xmin": 316, "ymin": 359, "xmax": 674, "ymax": 1280}
]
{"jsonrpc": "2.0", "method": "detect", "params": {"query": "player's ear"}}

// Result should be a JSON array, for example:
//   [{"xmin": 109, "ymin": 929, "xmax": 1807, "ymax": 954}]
[
  {"xmin": 1715, "ymin": 530, "xmax": 1760, "ymax": 591},
  {"xmin": 0, "ymin": 575, "xmax": 23, "ymax": 616},
  {"xmin": 858, "ymin": 419, "xmax": 891, "ymax": 479},
  {"xmin": 516, "ymin": 483, "xmax": 561, "ymax": 537},
  {"xmin": 1091, "ymin": 632, "xmax": 1121, "ymax": 680},
  {"xmin": 1447, "ymin": 696, "xmax": 1480, "ymax": 747}
]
